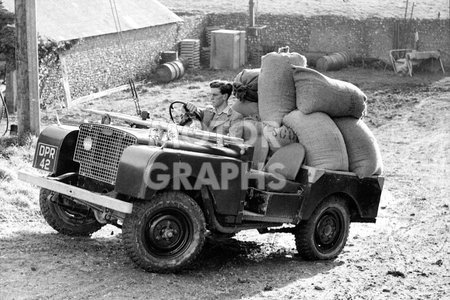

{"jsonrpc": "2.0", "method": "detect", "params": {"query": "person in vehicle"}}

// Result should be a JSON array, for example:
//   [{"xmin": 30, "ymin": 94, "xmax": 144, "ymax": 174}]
[
  {"xmin": 186, "ymin": 79, "xmax": 268, "ymax": 169},
  {"xmin": 185, "ymin": 80, "xmax": 243, "ymax": 137}
]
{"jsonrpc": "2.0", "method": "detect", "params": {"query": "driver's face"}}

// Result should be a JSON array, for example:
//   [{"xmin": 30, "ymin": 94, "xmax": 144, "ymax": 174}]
[{"xmin": 210, "ymin": 87, "xmax": 226, "ymax": 109}]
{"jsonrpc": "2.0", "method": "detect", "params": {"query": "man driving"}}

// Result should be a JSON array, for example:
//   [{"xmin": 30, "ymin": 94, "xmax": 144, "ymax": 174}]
[{"xmin": 185, "ymin": 80, "xmax": 243, "ymax": 137}]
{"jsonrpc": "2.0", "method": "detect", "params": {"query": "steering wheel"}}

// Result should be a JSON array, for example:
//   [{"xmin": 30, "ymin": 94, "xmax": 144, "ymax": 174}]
[{"xmin": 169, "ymin": 101, "xmax": 202, "ymax": 126}]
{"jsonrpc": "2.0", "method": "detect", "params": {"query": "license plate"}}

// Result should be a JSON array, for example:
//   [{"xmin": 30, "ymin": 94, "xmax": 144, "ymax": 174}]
[{"xmin": 34, "ymin": 143, "xmax": 58, "ymax": 171}]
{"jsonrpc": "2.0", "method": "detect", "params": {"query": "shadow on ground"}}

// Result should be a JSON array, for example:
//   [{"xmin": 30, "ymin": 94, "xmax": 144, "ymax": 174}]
[{"xmin": 0, "ymin": 229, "xmax": 342, "ymax": 298}]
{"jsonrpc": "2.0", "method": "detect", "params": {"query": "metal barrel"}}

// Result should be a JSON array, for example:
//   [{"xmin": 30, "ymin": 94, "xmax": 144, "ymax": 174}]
[
  {"xmin": 155, "ymin": 60, "xmax": 185, "ymax": 83},
  {"xmin": 171, "ymin": 60, "xmax": 184, "ymax": 80},
  {"xmin": 316, "ymin": 52, "xmax": 353, "ymax": 71},
  {"xmin": 303, "ymin": 52, "xmax": 329, "ymax": 67}
]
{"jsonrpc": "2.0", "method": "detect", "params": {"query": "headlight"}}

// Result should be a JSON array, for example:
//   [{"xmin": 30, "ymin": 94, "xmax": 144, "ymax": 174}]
[{"xmin": 83, "ymin": 136, "xmax": 93, "ymax": 151}]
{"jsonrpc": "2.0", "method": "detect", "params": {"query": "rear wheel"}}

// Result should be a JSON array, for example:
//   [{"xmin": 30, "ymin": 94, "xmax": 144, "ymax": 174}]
[
  {"xmin": 295, "ymin": 195, "xmax": 350, "ymax": 260},
  {"xmin": 123, "ymin": 192, "xmax": 206, "ymax": 273},
  {"xmin": 39, "ymin": 188, "xmax": 104, "ymax": 236}
]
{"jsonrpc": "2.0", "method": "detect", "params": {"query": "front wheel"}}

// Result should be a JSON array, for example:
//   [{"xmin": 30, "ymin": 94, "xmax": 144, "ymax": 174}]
[
  {"xmin": 122, "ymin": 192, "xmax": 206, "ymax": 273},
  {"xmin": 39, "ymin": 188, "xmax": 104, "ymax": 236},
  {"xmin": 295, "ymin": 195, "xmax": 350, "ymax": 260}
]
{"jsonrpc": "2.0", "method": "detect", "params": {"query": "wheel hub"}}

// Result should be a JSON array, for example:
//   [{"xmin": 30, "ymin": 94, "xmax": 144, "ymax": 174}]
[
  {"xmin": 314, "ymin": 209, "xmax": 344, "ymax": 253},
  {"xmin": 150, "ymin": 217, "xmax": 182, "ymax": 248},
  {"xmin": 318, "ymin": 217, "xmax": 337, "ymax": 244},
  {"xmin": 155, "ymin": 221, "xmax": 179, "ymax": 240}
]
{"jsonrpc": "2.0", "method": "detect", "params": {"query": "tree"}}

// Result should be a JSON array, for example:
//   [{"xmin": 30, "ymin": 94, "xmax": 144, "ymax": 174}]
[{"xmin": 0, "ymin": 1, "xmax": 15, "ymax": 72}]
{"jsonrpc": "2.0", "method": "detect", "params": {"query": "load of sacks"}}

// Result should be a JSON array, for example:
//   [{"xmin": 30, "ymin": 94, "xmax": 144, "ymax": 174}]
[{"xmin": 232, "ymin": 48, "xmax": 383, "ymax": 178}]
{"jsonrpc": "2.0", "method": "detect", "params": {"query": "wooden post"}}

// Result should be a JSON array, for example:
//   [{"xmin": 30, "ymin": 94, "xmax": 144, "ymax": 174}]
[
  {"xmin": 404, "ymin": 0, "xmax": 409, "ymax": 20},
  {"xmin": 60, "ymin": 56, "xmax": 72, "ymax": 108},
  {"xmin": 15, "ymin": 0, "xmax": 40, "ymax": 140},
  {"xmin": 249, "ymin": 0, "xmax": 255, "ymax": 27}
]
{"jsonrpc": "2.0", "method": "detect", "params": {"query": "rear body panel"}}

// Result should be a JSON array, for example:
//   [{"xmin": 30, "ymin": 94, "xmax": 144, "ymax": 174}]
[{"xmin": 296, "ymin": 166, "xmax": 384, "ymax": 222}]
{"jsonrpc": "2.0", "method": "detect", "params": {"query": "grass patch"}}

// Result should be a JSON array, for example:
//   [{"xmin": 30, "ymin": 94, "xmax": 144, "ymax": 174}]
[
  {"xmin": 0, "ymin": 135, "xmax": 18, "ymax": 149},
  {"xmin": 0, "ymin": 167, "xmax": 13, "ymax": 182},
  {"xmin": 0, "ymin": 136, "xmax": 40, "ymax": 221}
]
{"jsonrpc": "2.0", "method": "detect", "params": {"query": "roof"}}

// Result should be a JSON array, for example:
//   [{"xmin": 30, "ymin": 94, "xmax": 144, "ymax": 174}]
[{"xmin": 2, "ymin": 0, "xmax": 182, "ymax": 42}]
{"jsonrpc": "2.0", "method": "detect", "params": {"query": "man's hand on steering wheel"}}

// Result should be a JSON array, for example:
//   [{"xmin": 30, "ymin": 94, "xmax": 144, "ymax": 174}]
[
  {"xmin": 169, "ymin": 101, "xmax": 202, "ymax": 126},
  {"xmin": 185, "ymin": 102, "xmax": 199, "ymax": 115}
]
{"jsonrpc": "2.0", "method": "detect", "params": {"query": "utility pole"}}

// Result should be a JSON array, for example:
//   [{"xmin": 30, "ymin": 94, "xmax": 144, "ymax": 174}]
[{"xmin": 15, "ymin": 0, "xmax": 40, "ymax": 142}]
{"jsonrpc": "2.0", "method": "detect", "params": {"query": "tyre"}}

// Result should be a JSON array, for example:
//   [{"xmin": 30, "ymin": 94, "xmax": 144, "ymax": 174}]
[
  {"xmin": 39, "ymin": 188, "xmax": 104, "ymax": 236},
  {"xmin": 122, "ymin": 192, "xmax": 206, "ymax": 273},
  {"xmin": 295, "ymin": 195, "xmax": 350, "ymax": 260}
]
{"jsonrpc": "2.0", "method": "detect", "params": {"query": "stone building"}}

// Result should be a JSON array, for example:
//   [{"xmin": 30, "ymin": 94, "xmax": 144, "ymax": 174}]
[{"xmin": 3, "ymin": 0, "xmax": 183, "ymax": 107}]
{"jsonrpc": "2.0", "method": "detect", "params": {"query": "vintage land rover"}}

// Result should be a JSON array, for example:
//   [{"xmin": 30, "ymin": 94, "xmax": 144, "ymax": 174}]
[{"xmin": 19, "ymin": 102, "xmax": 384, "ymax": 273}]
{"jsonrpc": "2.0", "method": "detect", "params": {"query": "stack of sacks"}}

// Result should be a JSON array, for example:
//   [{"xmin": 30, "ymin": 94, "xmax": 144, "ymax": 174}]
[
  {"xmin": 283, "ymin": 110, "xmax": 349, "ymax": 171},
  {"xmin": 258, "ymin": 48, "xmax": 307, "ymax": 127},
  {"xmin": 334, "ymin": 117, "xmax": 383, "ymax": 178},
  {"xmin": 233, "ymin": 67, "xmax": 298, "ymax": 152},
  {"xmin": 257, "ymin": 48, "xmax": 306, "ymax": 152},
  {"xmin": 292, "ymin": 66, "xmax": 367, "ymax": 118},
  {"xmin": 285, "ymin": 64, "xmax": 382, "ymax": 177},
  {"xmin": 235, "ymin": 49, "xmax": 383, "ymax": 177},
  {"xmin": 262, "ymin": 124, "xmax": 298, "ymax": 152},
  {"xmin": 232, "ymin": 67, "xmax": 295, "ymax": 169}
]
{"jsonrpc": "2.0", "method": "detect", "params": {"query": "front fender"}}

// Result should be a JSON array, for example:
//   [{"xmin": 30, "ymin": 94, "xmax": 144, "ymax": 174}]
[
  {"xmin": 33, "ymin": 125, "xmax": 79, "ymax": 175},
  {"xmin": 115, "ymin": 145, "xmax": 246, "ymax": 216},
  {"xmin": 115, "ymin": 145, "xmax": 163, "ymax": 199}
]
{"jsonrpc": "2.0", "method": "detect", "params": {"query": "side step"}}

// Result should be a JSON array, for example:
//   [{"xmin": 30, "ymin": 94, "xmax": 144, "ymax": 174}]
[{"xmin": 242, "ymin": 210, "xmax": 294, "ymax": 223}]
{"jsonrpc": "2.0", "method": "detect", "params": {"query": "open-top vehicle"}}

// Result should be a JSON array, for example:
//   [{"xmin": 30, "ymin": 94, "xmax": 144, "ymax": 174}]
[{"xmin": 19, "ymin": 102, "xmax": 384, "ymax": 272}]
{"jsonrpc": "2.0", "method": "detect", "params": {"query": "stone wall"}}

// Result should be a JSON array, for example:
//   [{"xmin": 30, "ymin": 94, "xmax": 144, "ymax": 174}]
[
  {"xmin": 174, "ymin": 12, "xmax": 209, "ymax": 46},
  {"xmin": 38, "ymin": 59, "xmax": 63, "ymax": 108},
  {"xmin": 415, "ymin": 19, "xmax": 450, "ymax": 63},
  {"xmin": 39, "ymin": 13, "xmax": 449, "ymax": 106},
  {"xmin": 207, "ymin": 13, "xmax": 450, "ymax": 67}
]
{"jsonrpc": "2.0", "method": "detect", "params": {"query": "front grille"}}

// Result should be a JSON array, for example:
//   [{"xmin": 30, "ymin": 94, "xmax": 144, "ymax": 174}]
[{"xmin": 74, "ymin": 124, "xmax": 137, "ymax": 185}]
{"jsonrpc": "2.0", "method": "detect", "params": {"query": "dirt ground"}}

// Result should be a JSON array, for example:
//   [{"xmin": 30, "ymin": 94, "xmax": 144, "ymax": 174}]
[{"xmin": 0, "ymin": 66, "xmax": 449, "ymax": 299}]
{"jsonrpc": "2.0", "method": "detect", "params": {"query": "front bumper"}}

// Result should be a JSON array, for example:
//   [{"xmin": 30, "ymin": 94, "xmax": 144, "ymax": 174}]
[{"xmin": 18, "ymin": 171, "xmax": 133, "ymax": 214}]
